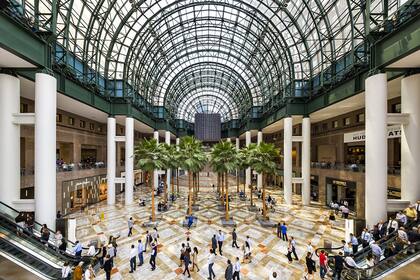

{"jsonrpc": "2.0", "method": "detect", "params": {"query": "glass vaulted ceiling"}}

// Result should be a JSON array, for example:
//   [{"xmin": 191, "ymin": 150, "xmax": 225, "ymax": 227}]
[{"xmin": 32, "ymin": 0, "xmax": 398, "ymax": 122}]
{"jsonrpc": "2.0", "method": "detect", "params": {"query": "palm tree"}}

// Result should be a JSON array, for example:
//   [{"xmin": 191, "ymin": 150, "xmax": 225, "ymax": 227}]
[
  {"xmin": 134, "ymin": 138, "xmax": 165, "ymax": 222},
  {"xmin": 210, "ymin": 140, "xmax": 237, "ymax": 220},
  {"xmin": 250, "ymin": 142, "xmax": 280, "ymax": 219},
  {"xmin": 160, "ymin": 143, "xmax": 177, "ymax": 204},
  {"xmin": 164, "ymin": 144, "xmax": 181, "ymax": 199},
  {"xmin": 179, "ymin": 136, "xmax": 207, "ymax": 215},
  {"xmin": 239, "ymin": 144, "xmax": 257, "ymax": 208}
]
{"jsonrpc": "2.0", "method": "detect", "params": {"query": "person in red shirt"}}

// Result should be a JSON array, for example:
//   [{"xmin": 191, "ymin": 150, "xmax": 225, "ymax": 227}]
[{"xmin": 319, "ymin": 250, "xmax": 328, "ymax": 279}]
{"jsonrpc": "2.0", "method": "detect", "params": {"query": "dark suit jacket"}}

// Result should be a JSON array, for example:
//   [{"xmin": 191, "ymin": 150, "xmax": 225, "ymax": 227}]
[
  {"xmin": 212, "ymin": 237, "xmax": 217, "ymax": 248},
  {"xmin": 225, "ymin": 264, "xmax": 233, "ymax": 280}
]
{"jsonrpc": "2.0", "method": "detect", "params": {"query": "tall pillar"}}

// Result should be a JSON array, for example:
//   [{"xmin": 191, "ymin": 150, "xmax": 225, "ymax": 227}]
[
  {"xmin": 34, "ymin": 73, "xmax": 57, "ymax": 229},
  {"xmin": 283, "ymin": 117, "xmax": 293, "ymax": 205},
  {"xmin": 153, "ymin": 131, "xmax": 159, "ymax": 191},
  {"xmin": 401, "ymin": 74, "xmax": 420, "ymax": 203},
  {"xmin": 125, "ymin": 117, "xmax": 134, "ymax": 205},
  {"xmin": 302, "ymin": 117, "xmax": 311, "ymax": 205},
  {"xmin": 245, "ymin": 131, "xmax": 251, "ymax": 187},
  {"xmin": 165, "ymin": 131, "xmax": 171, "ymax": 194},
  {"xmin": 107, "ymin": 117, "xmax": 116, "ymax": 205},
  {"xmin": 365, "ymin": 73, "xmax": 388, "ymax": 227},
  {"xmin": 226, "ymin": 138, "xmax": 231, "ymax": 142},
  {"xmin": 0, "ymin": 74, "xmax": 21, "ymax": 206},
  {"xmin": 257, "ymin": 131, "xmax": 263, "ymax": 189}
]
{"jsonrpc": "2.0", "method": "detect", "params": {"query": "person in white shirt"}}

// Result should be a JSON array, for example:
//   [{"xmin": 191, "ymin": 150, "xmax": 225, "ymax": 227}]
[
  {"xmin": 55, "ymin": 230, "xmax": 63, "ymax": 250},
  {"xmin": 129, "ymin": 244, "xmax": 137, "ymax": 273},
  {"xmin": 306, "ymin": 241, "xmax": 314, "ymax": 257},
  {"xmin": 127, "ymin": 217, "xmax": 134, "ymax": 237},
  {"xmin": 361, "ymin": 228, "xmax": 372, "ymax": 248},
  {"xmin": 152, "ymin": 227, "xmax": 159, "ymax": 241},
  {"xmin": 217, "ymin": 230, "xmax": 225, "ymax": 255},
  {"xmin": 137, "ymin": 239, "xmax": 144, "ymax": 266},
  {"xmin": 345, "ymin": 255, "xmax": 360, "ymax": 269},
  {"xmin": 61, "ymin": 261, "xmax": 71, "ymax": 279},
  {"xmin": 370, "ymin": 241, "xmax": 382, "ymax": 264},
  {"xmin": 84, "ymin": 264, "xmax": 95, "ymax": 280},
  {"xmin": 397, "ymin": 227, "xmax": 409, "ymax": 243},
  {"xmin": 233, "ymin": 257, "xmax": 241, "ymax": 280},
  {"xmin": 387, "ymin": 217, "xmax": 399, "ymax": 235},
  {"xmin": 208, "ymin": 249, "xmax": 216, "ymax": 280},
  {"xmin": 396, "ymin": 211, "xmax": 407, "ymax": 226},
  {"xmin": 87, "ymin": 244, "xmax": 96, "ymax": 256},
  {"xmin": 73, "ymin": 241, "xmax": 83, "ymax": 257}
]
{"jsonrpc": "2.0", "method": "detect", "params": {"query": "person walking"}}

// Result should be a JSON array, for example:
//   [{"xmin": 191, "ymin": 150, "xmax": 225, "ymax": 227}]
[
  {"xmin": 217, "ymin": 230, "xmax": 225, "ymax": 255},
  {"xmin": 319, "ymin": 250, "xmax": 328, "ymax": 279},
  {"xmin": 304, "ymin": 252, "xmax": 316, "ymax": 280},
  {"xmin": 129, "ymin": 244, "xmax": 137, "ymax": 273},
  {"xmin": 152, "ymin": 227, "xmax": 159, "ymax": 241},
  {"xmin": 286, "ymin": 240, "xmax": 293, "ymax": 263},
  {"xmin": 183, "ymin": 245, "xmax": 191, "ymax": 278},
  {"xmin": 150, "ymin": 242, "xmax": 157, "ymax": 271},
  {"xmin": 127, "ymin": 217, "xmax": 134, "ymax": 237},
  {"xmin": 233, "ymin": 257, "xmax": 241, "ymax": 280},
  {"xmin": 291, "ymin": 237, "xmax": 299, "ymax": 260},
  {"xmin": 276, "ymin": 223, "xmax": 281, "ymax": 238},
  {"xmin": 145, "ymin": 230, "xmax": 151, "ymax": 252},
  {"xmin": 232, "ymin": 228, "xmax": 239, "ymax": 248},
  {"xmin": 208, "ymin": 248, "xmax": 216, "ymax": 280},
  {"xmin": 281, "ymin": 222, "xmax": 288, "ymax": 241},
  {"xmin": 225, "ymin": 259, "xmax": 233, "ymax": 280},
  {"xmin": 211, "ymin": 234, "xmax": 218, "ymax": 255},
  {"xmin": 137, "ymin": 239, "xmax": 144, "ymax": 266},
  {"xmin": 103, "ymin": 255, "xmax": 113, "ymax": 280},
  {"xmin": 333, "ymin": 252, "xmax": 344, "ymax": 280},
  {"xmin": 179, "ymin": 243, "xmax": 186, "ymax": 267},
  {"xmin": 191, "ymin": 247, "xmax": 200, "ymax": 272}
]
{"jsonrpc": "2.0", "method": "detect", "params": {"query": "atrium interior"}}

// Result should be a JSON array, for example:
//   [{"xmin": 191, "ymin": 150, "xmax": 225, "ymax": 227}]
[{"xmin": 0, "ymin": 0, "xmax": 419, "ymax": 279}]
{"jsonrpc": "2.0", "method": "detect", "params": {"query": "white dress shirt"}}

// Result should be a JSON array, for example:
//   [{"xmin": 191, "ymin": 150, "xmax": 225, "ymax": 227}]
[
  {"xmin": 233, "ymin": 261, "xmax": 241, "ymax": 272},
  {"xmin": 208, "ymin": 253, "xmax": 215, "ymax": 264},
  {"xmin": 130, "ymin": 247, "xmax": 137, "ymax": 259},
  {"xmin": 217, "ymin": 232, "xmax": 225, "ymax": 242}
]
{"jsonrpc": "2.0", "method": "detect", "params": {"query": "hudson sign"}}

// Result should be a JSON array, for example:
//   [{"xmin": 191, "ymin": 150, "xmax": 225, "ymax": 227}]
[{"xmin": 343, "ymin": 125, "xmax": 401, "ymax": 143}]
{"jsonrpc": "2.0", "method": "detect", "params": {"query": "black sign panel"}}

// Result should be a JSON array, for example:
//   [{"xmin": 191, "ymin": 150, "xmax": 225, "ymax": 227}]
[{"xmin": 194, "ymin": 113, "xmax": 221, "ymax": 142}]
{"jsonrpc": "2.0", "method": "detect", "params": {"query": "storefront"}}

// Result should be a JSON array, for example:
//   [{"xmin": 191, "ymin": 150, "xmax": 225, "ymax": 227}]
[
  {"xmin": 326, "ymin": 177, "xmax": 357, "ymax": 211},
  {"xmin": 310, "ymin": 175, "xmax": 319, "ymax": 201}
]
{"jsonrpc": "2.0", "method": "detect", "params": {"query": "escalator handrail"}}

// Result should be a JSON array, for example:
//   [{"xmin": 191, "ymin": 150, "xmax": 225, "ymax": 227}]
[
  {"xmin": 0, "ymin": 213, "xmax": 100, "ymax": 264},
  {"xmin": 341, "ymin": 240, "xmax": 420, "ymax": 279},
  {"xmin": 315, "ymin": 245, "xmax": 344, "ymax": 257},
  {"xmin": 0, "ymin": 201, "xmax": 78, "ymax": 247},
  {"xmin": 0, "ymin": 237, "xmax": 61, "ymax": 279}
]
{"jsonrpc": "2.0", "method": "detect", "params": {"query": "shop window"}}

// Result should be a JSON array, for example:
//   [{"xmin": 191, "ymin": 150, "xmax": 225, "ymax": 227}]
[
  {"xmin": 392, "ymin": 103, "xmax": 401, "ymax": 113},
  {"xmin": 56, "ymin": 114, "xmax": 62, "ymax": 122},
  {"xmin": 68, "ymin": 117, "xmax": 74, "ymax": 125},
  {"xmin": 344, "ymin": 117, "xmax": 351, "ymax": 126},
  {"xmin": 90, "ymin": 123, "xmax": 94, "ymax": 130},
  {"xmin": 357, "ymin": 113, "xmax": 365, "ymax": 123},
  {"xmin": 80, "ymin": 120, "xmax": 86, "ymax": 128},
  {"xmin": 332, "ymin": 120, "xmax": 338, "ymax": 128},
  {"xmin": 20, "ymin": 103, "xmax": 28, "ymax": 113}
]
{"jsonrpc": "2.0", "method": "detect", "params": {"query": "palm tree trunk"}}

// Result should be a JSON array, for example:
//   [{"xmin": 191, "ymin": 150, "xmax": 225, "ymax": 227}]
[
  {"xmin": 236, "ymin": 170, "xmax": 239, "ymax": 193},
  {"xmin": 171, "ymin": 170, "xmax": 174, "ymax": 196},
  {"xmin": 225, "ymin": 171, "xmax": 229, "ymax": 220},
  {"xmin": 221, "ymin": 173, "xmax": 225, "ymax": 206},
  {"xmin": 243, "ymin": 170, "xmax": 246, "ymax": 193},
  {"xmin": 164, "ymin": 172, "xmax": 168, "ymax": 203},
  {"xmin": 151, "ymin": 171, "xmax": 155, "ymax": 222},
  {"xmin": 249, "ymin": 171, "xmax": 253, "ymax": 207},
  {"xmin": 197, "ymin": 172, "xmax": 200, "ymax": 193},
  {"xmin": 176, "ymin": 169, "xmax": 179, "ymax": 195},
  {"xmin": 262, "ymin": 173, "xmax": 267, "ymax": 219},
  {"xmin": 188, "ymin": 172, "xmax": 192, "ymax": 215},
  {"xmin": 217, "ymin": 173, "xmax": 220, "ymax": 194}
]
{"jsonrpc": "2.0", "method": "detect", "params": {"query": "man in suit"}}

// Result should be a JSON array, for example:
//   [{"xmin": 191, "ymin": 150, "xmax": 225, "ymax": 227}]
[
  {"xmin": 217, "ymin": 230, "xmax": 225, "ymax": 255},
  {"xmin": 212, "ymin": 234, "xmax": 218, "ymax": 255},
  {"xmin": 225, "ymin": 259, "xmax": 233, "ymax": 280},
  {"xmin": 232, "ymin": 228, "xmax": 239, "ymax": 248}
]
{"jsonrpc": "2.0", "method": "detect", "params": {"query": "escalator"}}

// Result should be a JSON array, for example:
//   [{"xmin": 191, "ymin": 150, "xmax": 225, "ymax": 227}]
[
  {"xmin": 315, "ymin": 220, "xmax": 420, "ymax": 279},
  {"xmin": 0, "ymin": 201, "xmax": 100, "ymax": 279}
]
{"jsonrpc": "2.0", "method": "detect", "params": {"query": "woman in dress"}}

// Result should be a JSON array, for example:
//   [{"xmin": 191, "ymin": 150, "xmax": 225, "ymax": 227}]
[
  {"xmin": 305, "ymin": 252, "xmax": 316, "ymax": 280},
  {"xmin": 55, "ymin": 230, "xmax": 63, "ymax": 251},
  {"xmin": 191, "ymin": 247, "xmax": 200, "ymax": 272}
]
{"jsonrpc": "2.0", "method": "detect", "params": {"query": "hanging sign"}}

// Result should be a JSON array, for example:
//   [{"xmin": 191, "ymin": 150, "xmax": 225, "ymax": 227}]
[{"xmin": 343, "ymin": 125, "xmax": 401, "ymax": 143}]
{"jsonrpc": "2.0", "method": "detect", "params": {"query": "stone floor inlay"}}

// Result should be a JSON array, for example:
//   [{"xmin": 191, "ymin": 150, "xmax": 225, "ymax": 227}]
[{"xmin": 70, "ymin": 174, "xmax": 346, "ymax": 279}]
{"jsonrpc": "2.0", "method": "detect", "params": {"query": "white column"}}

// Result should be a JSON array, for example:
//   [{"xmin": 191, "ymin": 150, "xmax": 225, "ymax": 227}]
[
  {"xmin": 226, "ymin": 138, "xmax": 231, "ymax": 142},
  {"xmin": 235, "ymin": 138, "xmax": 240, "ymax": 151},
  {"xmin": 165, "ymin": 131, "xmax": 171, "ymax": 193},
  {"xmin": 153, "ymin": 131, "xmax": 159, "ymax": 191},
  {"xmin": 257, "ymin": 131, "xmax": 263, "ymax": 189},
  {"xmin": 34, "ymin": 73, "xmax": 57, "ymax": 229},
  {"xmin": 124, "ymin": 117, "xmax": 134, "ymax": 205},
  {"xmin": 302, "ymin": 117, "xmax": 311, "ymax": 205},
  {"xmin": 401, "ymin": 74, "xmax": 420, "ymax": 203},
  {"xmin": 107, "ymin": 117, "xmax": 116, "ymax": 205},
  {"xmin": 365, "ymin": 73, "xmax": 388, "ymax": 227},
  {"xmin": 0, "ymin": 74, "xmax": 21, "ymax": 206},
  {"xmin": 245, "ymin": 131, "xmax": 251, "ymax": 187},
  {"xmin": 283, "ymin": 117, "xmax": 293, "ymax": 205}
]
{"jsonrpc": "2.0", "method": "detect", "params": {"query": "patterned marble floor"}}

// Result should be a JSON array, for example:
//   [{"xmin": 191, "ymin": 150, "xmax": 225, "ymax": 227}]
[{"xmin": 70, "ymin": 173, "xmax": 346, "ymax": 280}]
